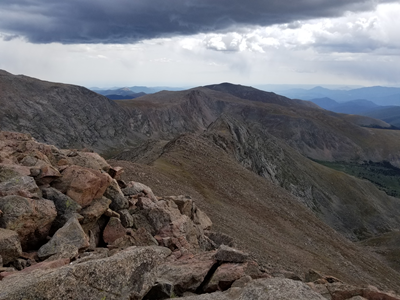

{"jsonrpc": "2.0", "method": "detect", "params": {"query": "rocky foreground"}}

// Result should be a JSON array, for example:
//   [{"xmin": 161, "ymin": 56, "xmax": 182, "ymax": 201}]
[{"xmin": 0, "ymin": 131, "xmax": 399, "ymax": 300}]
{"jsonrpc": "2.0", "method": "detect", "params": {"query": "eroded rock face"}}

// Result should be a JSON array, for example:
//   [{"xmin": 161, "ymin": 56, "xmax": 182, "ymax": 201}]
[{"xmin": 0, "ymin": 246, "xmax": 172, "ymax": 300}]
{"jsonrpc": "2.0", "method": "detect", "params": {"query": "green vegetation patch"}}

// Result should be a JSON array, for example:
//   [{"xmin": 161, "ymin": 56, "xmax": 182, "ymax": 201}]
[{"xmin": 314, "ymin": 160, "xmax": 400, "ymax": 198}]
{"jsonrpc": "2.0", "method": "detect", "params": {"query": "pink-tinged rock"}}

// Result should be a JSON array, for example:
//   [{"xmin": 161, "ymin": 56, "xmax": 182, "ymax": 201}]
[
  {"xmin": 103, "ymin": 217, "xmax": 126, "ymax": 245},
  {"xmin": 0, "ymin": 164, "xmax": 31, "ymax": 181},
  {"xmin": 0, "ymin": 258, "xmax": 70, "ymax": 280},
  {"xmin": 0, "ymin": 195, "xmax": 57, "ymax": 250},
  {"xmin": 156, "ymin": 251, "xmax": 216, "ymax": 294},
  {"xmin": 164, "ymin": 196, "xmax": 212, "ymax": 231},
  {"xmin": 192, "ymin": 206, "xmax": 212, "ymax": 231},
  {"xmin": 205, "ymin": 261, "xmax": 268, "ymax": 292},
  {"xmin": 63, "ymin": 151, "xmax": 111, "ymax": 172},
  {"xmin": 34, "ymin": 164, "xmax": 61, "ymax": 185},
  {"xmin": 80, "ymin": 197, "xmax": 111, "ymax": 226},
  {"xmin": 0, "ymin": 229, "xmax": 22, "ymax": 265},
  {"xmin": 0, "ymin": 246, "xmax": 171, "ymax": 299},
  {"xmin": 327, "ymin": 283, "xmax": 400, "ymax": 300},
  {"xmin": 108, "ymin": 166, "xmax": 124, "ymax": 179},
  {"xmin": 0, "ymin": 176, "xmax": 42, "ymax": 199},
  {"xmin": 53, "ymin": 165, "xmax": 112, "ymax": 208},
  {"xmin": 122, "ymin": 181, "xmax": 157, "ymax": 201},
  {"xmin": 214, "ymin": 245, "xmax": 248, "ymax": 263}
]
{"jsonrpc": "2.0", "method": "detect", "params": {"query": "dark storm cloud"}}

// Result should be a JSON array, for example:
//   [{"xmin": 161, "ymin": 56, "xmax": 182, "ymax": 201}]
[{"xmin": 0, "ymin": 0, "xmax": 395, "ymax": 44}]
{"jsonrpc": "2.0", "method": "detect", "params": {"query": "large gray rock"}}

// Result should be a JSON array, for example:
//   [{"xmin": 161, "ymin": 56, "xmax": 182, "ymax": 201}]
[
  {"xmin": 122, "ymin": 181, "xmax": 157, "ymax": 201},
  {"xmin": 0, "ymin": 228, "xmax": 22, "ymax": 265},
  {"xmin": 156, "ymin": 251, "xmax": 216, "ymax": 295},
  {"xmin": 104, "ymin": 179, "xmax": 129, "ymax": 211},
  {"xmin": 0, "ymin": 176, "xmax": 42, "ymax": 199},
  {"xmin": 80, "ymin": 196, "xmax": 111, "ymax": 231},
  {"xmin": 41, "ymin": 187, "xmax": 82, "ymax": 231},
  {"xmin": 38, "ymin": 217, "xmax": 89, "ymax": 260},
  {"xmin": 0, "ymin": 246, "xmax": 172, "ymax": 300},
  {"xmin": 0, "ymin": 195, "xmax": 57, "ymax": 249},
  {"xmin": 213, "ymin": 245, "xmax": 248, "ymax": 263},
  {"xmin": 176, "ymin": 278, "xmax": 326, "ymax": 300}
]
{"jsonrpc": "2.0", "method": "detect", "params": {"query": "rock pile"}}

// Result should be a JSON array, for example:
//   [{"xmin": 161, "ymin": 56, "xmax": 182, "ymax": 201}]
[{"xmin": 0, "ymin": 131, "xmax": 399, "ymax": 300}]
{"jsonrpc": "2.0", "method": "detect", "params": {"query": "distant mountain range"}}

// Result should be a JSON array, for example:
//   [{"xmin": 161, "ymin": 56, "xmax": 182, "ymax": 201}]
[
  {"xmin": 92, "ymin": 86, "xmax": 185, "ymax": 99},
  {"xmin": 276, "ymin": 85, "xmax": 399, "ymax": 105}
]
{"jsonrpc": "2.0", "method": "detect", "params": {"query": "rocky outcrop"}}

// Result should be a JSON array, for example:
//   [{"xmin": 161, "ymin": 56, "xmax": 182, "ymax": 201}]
[
  {"xmin": 177, "ymin": 278, "xmax": 327, "ymax": 300},
  {"xmin": 0, "ymin": 131, "xmax": 399, "ymax": 300},
  {"xmin": 0, "ymin": 246, "xmax": 172, "ymax": 300}
]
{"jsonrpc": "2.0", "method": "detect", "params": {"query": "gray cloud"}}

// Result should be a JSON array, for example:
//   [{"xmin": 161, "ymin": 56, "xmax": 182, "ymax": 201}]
[{"xmin": 0, "ymin": 0, "xmax": 396, "ymax": 44}]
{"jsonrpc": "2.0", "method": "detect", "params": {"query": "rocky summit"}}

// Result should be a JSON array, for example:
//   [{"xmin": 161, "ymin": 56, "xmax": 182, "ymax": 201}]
[
  {"xmin": 2, "ymin": 70, "xmax": 400, "ymax": 299},
  {"xmin": 0, "ymin": 133, "xmax": 398, "ymax": 299}
]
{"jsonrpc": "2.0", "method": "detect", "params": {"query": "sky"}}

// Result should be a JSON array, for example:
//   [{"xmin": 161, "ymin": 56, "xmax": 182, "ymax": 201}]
[{"xmin": 0, "ymin": 0, "xmax": 399, "ymax": 89}]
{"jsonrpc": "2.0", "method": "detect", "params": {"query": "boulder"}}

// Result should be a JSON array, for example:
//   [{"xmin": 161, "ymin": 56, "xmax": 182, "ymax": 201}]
[
  {"xmin": 1, "ymin": 258, "xmax": 70, "ymax": 280},
  {"xmin": 326, "ymin": 283, "xmax": 400, "ymax": 300},
  {"xmin": 41, "ymin": 187, "xmax": 82, "ymax": 231},
  {"xmin": 156, "ymin": 214, "xmax": 204, "ymax": 252},
  {"xmin": 0, "ymin": 195, "xmax": 57, "ymax": 249},
  {"xmin": 166, "ymin": 196, "xmax": 212, "ymax": 230},
  {"xmin": 103, "ymin": 217, "xmax": 126, "ymax": 245},
  {"xmin": 122, "ymin": 181, "xmax": 157, "ymax": 201},
  {"xmin": 205, "ymin": 231, "xmax": 235, "ymax": 248},
  {"xmin": 156, "ymin": 251, "xmax": 216, "ymax": 295},
  {"xmin": 0, "ymin": 246, "xmax": 171, "ymax": 300},
  {"xmin": 52, "ymin": 165, "xmax": 112, "ymax": 208},
  {"xmin": 166, "ymin": 195, "xmax": 194, "ymax": 217},
  {"xmin": 145, "ymin": 199, "xmax": 182, "ymax": 233},
  {"xmin": 0, "ymin": 164, "xmax": 30, "ymax": 182},
  {"xmin": 64, "ymin": 151, "xmax": 111, "ymax": 172},
  {"xmin": 80, "ymin": 197, "xmax": 111, "ymax": 228},
  {"xmin": 104, "ymin": 179, "xmax": 129, "ymax": 211},
  {"xmin": 108, "ymin": 166, "xmax": 124, "ymax": 179},
  {"xmin": 32, "ymin": 164, "xmax": 61, "ymax": 186},
  {"xmin": 205, "ymin": 261, "xmax": 268, "ymax": 292},
  {"xmin": 0, "ymin": 175, "xmax": 42, "ymax": 199},
  {"xmin": 192, "ymin": 206, "xmax": 212, "ymax": 231},
  {"xmin": 0, "ymin": 228, "xmax": 22, "ymax": 265},
  {"xmin": 177, "ymin": 278, "xmax": 326, "ymax": 300},
  {"xmin": 38, "ymin": 217, "xmax": 89, "ymax": 260},
  {"xmin": 213, "ymin": 245, "xmax": 248, "ymax": 263},
  {"xmin": 119, "ymin": 209, "xmax": 134, "ymax": 228},
  {"xmin": 112, "ymin": 228, "xmax": 158, "ymax": 248}
]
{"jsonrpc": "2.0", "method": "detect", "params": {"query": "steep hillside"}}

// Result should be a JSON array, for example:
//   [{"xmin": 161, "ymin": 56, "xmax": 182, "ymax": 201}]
[
  {"xmin": 0, "ymin": 70, "xmax": 142, "ymax": 153},
  {"xmin": 364, "ymin": 106, "xmax": 400, "ymax": 128},
  {"xmin": 109, "ymin": 133, "xmax": 400, "ymax": 291}
]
